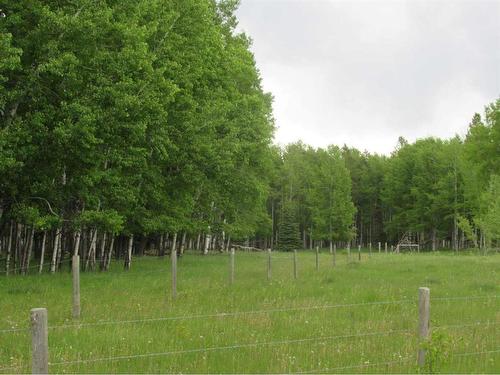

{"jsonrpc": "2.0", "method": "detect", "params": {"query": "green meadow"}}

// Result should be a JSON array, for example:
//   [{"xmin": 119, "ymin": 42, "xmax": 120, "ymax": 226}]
[{"xmin": 1, "ymin": 250, "xmax": 499, "ymax": 373}]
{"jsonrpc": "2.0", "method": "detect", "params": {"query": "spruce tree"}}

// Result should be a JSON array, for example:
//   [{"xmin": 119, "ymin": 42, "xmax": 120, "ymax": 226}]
[{"xmin": 277, "ymin": 204, "xmax": 301, "ymax": 251}]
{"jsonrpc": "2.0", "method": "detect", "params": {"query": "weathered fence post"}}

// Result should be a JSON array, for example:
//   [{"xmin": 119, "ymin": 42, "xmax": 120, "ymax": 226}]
[
  {"xmin": 315, "ymin": 246, "xmax": 319, "ymax": 271},
  {"xmin": 329, "ymin": 242, "xmax": 333, "ymax": 254},
  {"xmin": 378, "ymin": 242, "xmax": 381, "ymax": 253},
  {"xmin": 267, "ymin": 249, "xmax": 271, "ymax": 280},
  {"xmin": 418, "ymin": 287, "xmax": 430, "ymax": 369},
  {"xmin": 72, "ymin": 255, "xmax": 80, "ymax": 319},
  {"xmin": 358, "ymin": 245, "xmax": 361, "ymax": 261},
  {"xmin": 31, "ymin": 308, "xmax": 48, "ymax": 374},
  {"xmin": 230, "ymin": 248, "xmax": 235, "ymax": 284},
  {"xmin": 171, "ymin": 249, "xmax": 177, "ymax": 299},
  {"xmin": 333, "ymin": 244, "xmax": 336, "ymax": 266},
  {"xmin": 369, "ymin": 243, "xmax": 372, "ymax": 258},
  {"xmin": 293, "ymin": 250, "xmax": 298, "ymax": 279}
]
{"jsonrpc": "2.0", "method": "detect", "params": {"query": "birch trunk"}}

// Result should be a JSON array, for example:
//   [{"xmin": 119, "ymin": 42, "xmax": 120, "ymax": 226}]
[
  {"xmin": 99, "ymin": 232, "xmax": 107, "ymax": 270},
  {"xmin": 85, "ymin": 229, "xmax": 97, "ymax": 271},
  {"xmin": 171, "ymin": 232, "xmax": 177, "ymax": 255},
  {"xmin": 5, "ymin": 221, "xmax": 13, "ymax": 275},
  {"xmin": 105, "ymin": 235, "xmax": 115, "ymax": 271},
  {"xmin": 50, "ymin": 229, "xmax": 61, "ymax": 273},
  {"xmin": 56, "ymin": 229, "xmax": 63, "ymax": 270},
  {"xmin": 38, "ymin": 231, "xmax": 47, "ymax": 274},
  {"xmin": 195, "ymin": 232, "xmax": 201, "ymax": 251},
  {"xmin": 180, "ymin": 232, "xmax": 186, "ymax": 255},
  {"xmin": 23, "ymin": 227, "xmax": 35, "ymax": 274},
  {"xmin": 204, "ymin": 233, "xmax": 210, "ymax": 255},
  {"xmin": 124, "ymin": 235, "xmax": 133, "ymax": 270},
  {"xmin": 73, "ymin": 230, "xmax": 81, "ymax": 256}
]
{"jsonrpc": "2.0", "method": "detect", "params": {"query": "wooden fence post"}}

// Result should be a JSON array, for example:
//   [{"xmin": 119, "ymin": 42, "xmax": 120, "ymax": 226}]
[
  {"xmin": 31, "ymin": 308, "xmax": 48, "ymax": 374},
  {"xmin": 418, "ymin": 287, "xmax": 430, "ymax": 369},
  {"xmin": 171, "ymin": 249, "xmax": 177, "ymax": 299},
  {"xmin": 315, "ymin": 246, "xmax": 319, "ymax": 271},
  {"xmin": 369, "ymin": 243, "xmax": 372, "ymax": 257},
  {"xmin": 230, "ymin": 248, "xmax": 235, "ymax": 284},
  {"xmin": 267, "ymin": 249, "xmax": 271, "ymax": 280},
  {"xmin": 293, "ymin": 250, "xmax": 298, "ymax": 279},
  {"xmin": 72, "ymin": 255, "xmax": 80, "ymax": 319},
  {"xmin": 358, "ymin": 245, "xmax": 361, "ymax": 261},
  {"xmin": 378, "ymin": 242, "xmax": 381, "ymax": 253}
]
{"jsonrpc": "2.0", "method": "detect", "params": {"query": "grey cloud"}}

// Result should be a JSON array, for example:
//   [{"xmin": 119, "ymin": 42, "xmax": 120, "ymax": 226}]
[{"xmin": 236, "ymin": 0, "xmax": 500, "ymax": 154}]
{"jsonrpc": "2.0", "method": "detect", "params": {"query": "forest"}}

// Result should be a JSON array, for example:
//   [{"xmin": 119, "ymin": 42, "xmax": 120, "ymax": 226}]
[{"xmin": 0, "ymin": 0, "xmax": 499, "ymax": 274}]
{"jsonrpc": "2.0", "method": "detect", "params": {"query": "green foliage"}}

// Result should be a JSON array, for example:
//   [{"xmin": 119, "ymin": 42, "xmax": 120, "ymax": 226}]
[
  {"xmin": 420, "ymin": 331, "xmax": 453, "ymax": 374},
  {"xmin": 0, "ymin": 0, "xmax": 274, "ymax": 242}
]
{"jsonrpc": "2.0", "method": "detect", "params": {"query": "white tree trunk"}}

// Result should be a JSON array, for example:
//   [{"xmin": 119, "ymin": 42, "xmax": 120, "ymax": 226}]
[
  {"xmin": 125, "ymin": 235, "xmax": 133, "ymax": 270},
  {"xmin": 38, "ymin": 231, "xmax": 47, "ymax": 274},
  {"xmin": 50, "ymin": 229, "xmax": 61, "ymax": 273}
]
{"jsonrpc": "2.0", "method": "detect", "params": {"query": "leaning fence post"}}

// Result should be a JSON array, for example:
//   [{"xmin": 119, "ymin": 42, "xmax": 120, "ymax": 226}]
[
  {"xmin": 315, "ymin": 246, "xmax": 319, "ymax": 271},
  {"xmin": 31, "ymin": 308, "xmax": 48, "ymax": 374},
  {"xmin": 171, "ymin": 248, "xmax": 177, "ymax": 299},
  {"xmin": 418, "ymin": 287, "xmax": 430, "ymax": 369},
  {"xmin": 267, "ymin": 249, "xmax": 271, "ymax": 280},
  {"xmin": 72, "ymin": 255, "xmax": 80, "ymax": 319},
  {"xmin": 230, "ymin": 248, "xmax": 235, "ymax": 285},
  {"xmin": 293, "ymin": 250, "xmax": 298, "ymax": 279}
]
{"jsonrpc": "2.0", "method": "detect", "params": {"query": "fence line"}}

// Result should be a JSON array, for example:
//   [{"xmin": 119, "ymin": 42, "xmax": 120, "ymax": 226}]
[
  {"xmin": 44, "ymin": 299, "xmax": 414, "ymax": 331},
  {"xmin": 432, "ymin": 295, "xmax": 500, "ymax": 302},
  {"xmin": 0, "ymin": 326, "xmax": 29, "ymax": 333},
  {"xmin": 2, "ymin": 296, "xmax": 498, "ymax": 334},
  {"xmin": 0, "ymin": 365, "xmax": 23, "ymax": 372},
  {"xmin": 48, "ymin": 329, "xmax": 412, "ymax": 367},
  {"xmin": 296, "ymin": 348, "xmax": 500, "ymax": 374},
  {"xmin": 296, "ymin": 357, "xmax": 414, "ymax": 374},
  {"xmin": 453, "ymin": 348, "xmax": 500, "ymax": 357},
  {"xmin": 435, "ymin": 321, "xmax": 500, "ymax": 330},
  {"xmin": 0, "ymin": 259, "xmax": 72, "ymax": 274}
]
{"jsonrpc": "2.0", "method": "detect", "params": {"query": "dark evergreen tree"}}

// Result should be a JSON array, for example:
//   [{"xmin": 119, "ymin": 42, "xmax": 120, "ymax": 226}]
[{"xmin": 277, "ymin": 203, "xmax": 301, "ymax": 251}]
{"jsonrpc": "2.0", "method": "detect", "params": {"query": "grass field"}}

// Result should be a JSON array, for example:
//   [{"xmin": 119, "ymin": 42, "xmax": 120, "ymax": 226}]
[{"xmin": 1, "ymin": 250, "xmax": 499, "ymax": 373}]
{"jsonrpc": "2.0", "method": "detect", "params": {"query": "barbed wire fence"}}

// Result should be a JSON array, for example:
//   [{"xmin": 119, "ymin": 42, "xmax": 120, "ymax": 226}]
[
  {"xmin": 1, "ymin": 250, "xmax": 499, "ymax": 373},
  {"xmin": 0, "ymin": 292, "xmax": 498, "ymax": 373}
]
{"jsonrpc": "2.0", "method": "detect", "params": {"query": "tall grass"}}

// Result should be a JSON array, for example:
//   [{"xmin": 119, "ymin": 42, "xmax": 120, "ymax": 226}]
[{"xmin": 1, "ymin": 250, "xmax": 499, "ymax": 373}]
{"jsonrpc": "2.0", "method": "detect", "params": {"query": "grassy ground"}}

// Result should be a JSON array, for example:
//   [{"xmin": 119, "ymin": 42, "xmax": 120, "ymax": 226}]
[{"xmin": 0, "ymin": 249, "xmax": 499, "ymax": 373}]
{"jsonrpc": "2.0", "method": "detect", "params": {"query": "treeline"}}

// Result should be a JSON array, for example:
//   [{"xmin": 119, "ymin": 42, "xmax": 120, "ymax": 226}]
[
  {"xmin": 0, "ymin": 0, "xmax": 275, "ymax": 273},
  {"xmin": 1, "ymin": 1, "xmax": 499, "ymax": 274},
  {"xmin": 265, "ymin": 102, "xmax": 499, "ymax": 253}
]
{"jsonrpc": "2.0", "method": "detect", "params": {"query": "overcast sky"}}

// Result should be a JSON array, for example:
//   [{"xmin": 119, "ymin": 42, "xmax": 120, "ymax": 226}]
[{"xmin": 236, "ymin": 0, "xmax": 500, "ymax": 154}]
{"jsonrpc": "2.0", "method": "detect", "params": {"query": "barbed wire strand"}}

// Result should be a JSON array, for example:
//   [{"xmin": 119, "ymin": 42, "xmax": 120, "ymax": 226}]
[
  {"xmin": 433, "ymin": 295, "xmax": 500, "ymax": 302},
  {"xmin": 44, "ymin": 300, "xmax": 414, "ymax": 331},
  {"xmin": 0, "ymin": 259, "xmax": 72, "ymax": 274},
  {"xmin": 453, "ymin": 349, "xmax": 500, "ymax": 357},
  {"xmin": 48, "ymin": 329, "xmax": 412, "ymax": 367},
  {"xmin": 2, "ymin": 296, "xmax": 498, "ymax": 334},
  {"xmin": 0, "ymin": 365, "xmax": 24, "ymax": 372},
  {"xmin": 435, "ymin": 321, "xmax": 500, "ymax": 330},
  {"xmin": 296, "ymin": 357, "xmax": 414, "ymax": 374}
]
